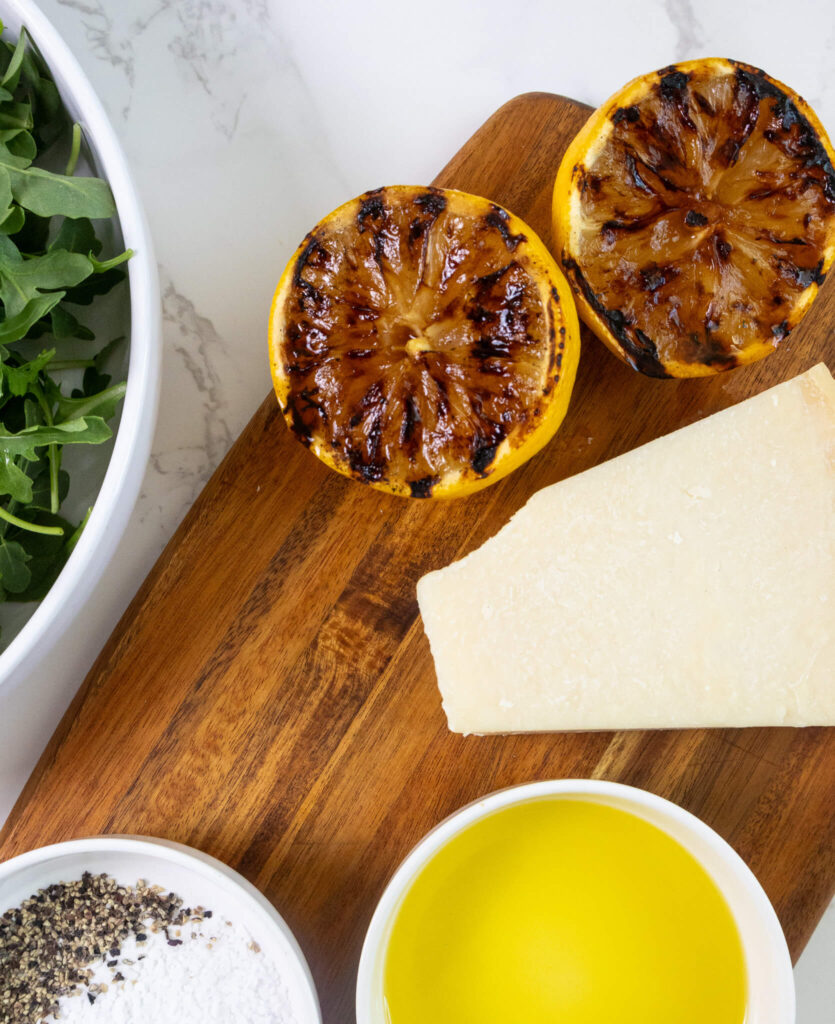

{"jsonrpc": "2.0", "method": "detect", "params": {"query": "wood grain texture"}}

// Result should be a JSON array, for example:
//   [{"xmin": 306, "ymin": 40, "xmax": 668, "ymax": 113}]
[{"xmin": 2, "ymin": 92, "xmax": 834, "ymax": 1021}]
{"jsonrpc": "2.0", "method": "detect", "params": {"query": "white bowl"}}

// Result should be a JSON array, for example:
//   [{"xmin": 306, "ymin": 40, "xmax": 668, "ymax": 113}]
[
  {"xmin": 0, "ymin": 834, "xmax": 322, "ymax": 1022},
  {"xmin": 357, "ymin": 779, "xmax": 795, "ymax": 1024},
  {"xmin": 0, "ymin": 0, "xmax": 161, "ymax": 689}
]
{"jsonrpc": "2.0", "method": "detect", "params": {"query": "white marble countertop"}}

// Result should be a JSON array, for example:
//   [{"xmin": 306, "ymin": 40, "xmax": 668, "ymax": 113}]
[{"xmin": 0, "ymin": 0, "xmax": 832, "ymax": 1017}]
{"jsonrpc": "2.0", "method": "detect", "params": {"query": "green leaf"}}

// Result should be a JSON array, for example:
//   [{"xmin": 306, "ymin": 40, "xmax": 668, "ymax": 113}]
[
  {"xmin": 0, "ymin": 452, "xmax": 32, "ymax": 501},
  {"xmin": 94, "ymin": 335, "xmax": 124, "ymax": 369},
  {"xmin": 65, "ymin": 122, "xmax": 81, "ymax": 176},
  {"xmin": 79, "ymin": 366, "xmax": 108, "ymax": 395},
  {"xmin": 23, "ymin": 394, "xmax": 42, "ymax": 428},
  {"xmin": 8, "ymin": 512, "xmax": 74, "ymax": 600},
  {"xmin": 62, "ymin": 266, "xmax": 124, "ymax": 305},
  {"xmin": 3, "ymin": 348, "xmax": 54, "ymax": 396},
  {"xmin": 18, "ymin": 52, "xmax": 66, "ymax": 151},
  {"xmin": 0, "ymin": 415, "xmax": 113, "ymax": 459},
  {"xmin": 89, "ymin": 248, "xmax": 132, "ymax": 273},
  {"xmin": 50, "ymin": 216, "xmax": 102, "ymax": 256},
  {"xmin": 66, "ymin": 507, "xmax": 89, "ymax": 555},
  {"xmin": 0, "ymin": 25, "xmax": 127, "ymax": 610},
  {"xmin": 11, "ymin": 208, "xmax": 48, "ymax": 253},
  {"xmin": 0, "ymin": 101, "xmax": 32, "ymax": 133},
  {"xmin": 1, "ymin": 28, "xmax": 26, "ymax": 89},
  {"xmin": 0, "ymin": 536, "xmax": 30, "ymax": 592},
  {"xmin": 0, "ymin": 394, "xmax": 34, "ymax": 436},
  {"xmin": 0, "ymin": 204, "xmax": 24, "ymax": 234},
  {"xmin": 0, "ymin": 163, "xmax": 12, "ymax": 215},
  {"xmin": 5, "ymin": 160, "xmax": 117, "ymax": 218},
  {"xmin": 49, "ymin": 304, "xmax": 94, "ymax": 340},
  {"xmin": 28, "ymin": 463, "xmax": 68, "ymax": 511},
  {"xmin": 0, "ymin": 139, "xmax": 28, "ymax": 169},
  {"xmin": 7, "ymin": 129, "xmax": 36, "ymax": 162},
  {"xmin": 0, "ymin": 292, "xmax": 63, "ymax": 344},
  {"xmin": 52, "ymin": 381, "xmax": 126, "ymax": 422},
  {"xmin": 23, "ymin": 304, "xmax": 97, "ymax": 343},
  {"xmin": 66, "ymin": 336, "xmax": 123, "ymax": 395},
  {"xmin": 0, "ymin": 233, "xmax": 93, "ymax": 317}
]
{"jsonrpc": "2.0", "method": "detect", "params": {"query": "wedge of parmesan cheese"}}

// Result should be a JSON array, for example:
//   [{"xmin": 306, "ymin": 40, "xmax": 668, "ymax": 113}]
[{"xmin": 417, "ymin": 364, "xmax": 835, "ymax": 733}]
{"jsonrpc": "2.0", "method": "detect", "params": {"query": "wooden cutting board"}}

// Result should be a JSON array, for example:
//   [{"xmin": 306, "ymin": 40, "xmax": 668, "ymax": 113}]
[{"xmin": 2, "ymin": 92, "xmax": 834, "ymax": 1022}]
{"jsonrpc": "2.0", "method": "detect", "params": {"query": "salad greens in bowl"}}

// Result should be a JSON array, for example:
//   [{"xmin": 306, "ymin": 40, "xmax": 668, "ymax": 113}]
[{"xmin": 0, "ymin": 1, "xmax": 160, "ymax": 687}]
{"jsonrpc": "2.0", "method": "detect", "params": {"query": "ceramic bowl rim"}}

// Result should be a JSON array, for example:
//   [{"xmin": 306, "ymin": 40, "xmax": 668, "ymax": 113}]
[
  {"xmin": 0, "ymin": 833, "xmax": 323, "ymax": 1023},
  {"xmin": 356, "ymin": 778, "xmax": 795, "ymax": 1023},
  {"xmin": 0, "ymin": 0, "xmax": 161, "ymax": 691}
]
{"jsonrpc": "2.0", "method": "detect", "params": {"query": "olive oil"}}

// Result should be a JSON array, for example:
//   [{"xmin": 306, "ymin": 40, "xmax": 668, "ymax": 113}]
[{"xmin": 382, "ymin": 799, "xmax": 746, "ymax": 1024}]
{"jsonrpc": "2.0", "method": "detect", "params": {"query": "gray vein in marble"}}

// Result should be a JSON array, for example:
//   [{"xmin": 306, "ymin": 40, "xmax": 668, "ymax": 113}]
[
  {"xmin": 130, "ymin": 0, "xmax": 175, "ymax": 35},
  {"xmin": 664, "ymin": 0, "xmax": 705, "ymax": 59},
  {"xmin": 163, "ymin": 275, "xmax": 234, "ymax": 462},
  {"xmin": 165, "ymin": 1, "xmax": 271, "ymax": 138},
  {"xmin": 56, "ymin": 0, "xmax": 268, "ymax": 134},
  {"xmin": 57, "ymin": 0, "xmax": 136, "ymax": 84},
  {"xmin": 155, "ymin": 272, "xmax": 234, "ymax": 514}
]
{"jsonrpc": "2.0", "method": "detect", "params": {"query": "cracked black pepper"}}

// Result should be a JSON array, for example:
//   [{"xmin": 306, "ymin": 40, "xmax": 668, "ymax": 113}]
[{"xmin": 0, "ymin": 872, "xmax": 209, "ymax": 1023}]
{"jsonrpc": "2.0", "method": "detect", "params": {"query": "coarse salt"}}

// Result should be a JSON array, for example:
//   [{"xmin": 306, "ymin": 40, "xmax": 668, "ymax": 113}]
[{"xmin": 44, "ymin": 916, "xmax": 301, "ymax": 1024}]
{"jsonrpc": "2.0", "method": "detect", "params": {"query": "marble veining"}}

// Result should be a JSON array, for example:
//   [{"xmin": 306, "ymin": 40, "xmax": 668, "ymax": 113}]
[
  {"xmin": 56, "ymin": 0, "xmax": 137, "ymax": 116},
  {"xmin": 152, "ymin": 272, "xmax": 235, "ymax": 523},
  {"xmin": 55, "ymin": 0, "xmax": 272, "ymax": 132},
  {"xmin": 664, "ymin": 0, "xmax": 706, "ymax": 58}
]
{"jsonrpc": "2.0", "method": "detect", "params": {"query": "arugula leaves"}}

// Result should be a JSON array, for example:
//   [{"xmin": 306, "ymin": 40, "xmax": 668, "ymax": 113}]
[
  {"xmin": 2, "ymin": 160, "xmax": 117, "ymax": 218},
  {"xmin": 0, "ymin": 23, "xmax": 130, "ymax": 617},
  {"xmin": 0, "ymin": 235, "xmax": 91, "ymax": 316}
]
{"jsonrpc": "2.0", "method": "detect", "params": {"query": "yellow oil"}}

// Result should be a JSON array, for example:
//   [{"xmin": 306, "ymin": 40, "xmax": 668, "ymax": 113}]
[{"xmin": 382, "ymin": 798, "xmax": 746, "ymax": 1024}]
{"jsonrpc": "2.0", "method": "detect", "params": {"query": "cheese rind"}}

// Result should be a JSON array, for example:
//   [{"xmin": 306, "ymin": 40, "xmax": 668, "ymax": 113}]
[{"xmin": 417, "ymin": 365, "xmax": 835, "ymax": 734}]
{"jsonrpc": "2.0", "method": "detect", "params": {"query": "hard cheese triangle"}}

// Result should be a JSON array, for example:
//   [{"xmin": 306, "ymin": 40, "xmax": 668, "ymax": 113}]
[{"xmin": 417, "ymin": 364, "xmax": 835, "ymax": 734}]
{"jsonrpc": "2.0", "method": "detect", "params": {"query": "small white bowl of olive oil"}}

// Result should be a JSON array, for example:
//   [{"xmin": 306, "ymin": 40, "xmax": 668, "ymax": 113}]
[{"xmin": 356, "ymin": 779, "xmax": 794, "ymax": 1024}]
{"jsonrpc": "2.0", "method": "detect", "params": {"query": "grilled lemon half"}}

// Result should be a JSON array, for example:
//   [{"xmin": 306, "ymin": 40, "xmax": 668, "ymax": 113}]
[
  {"xmin": 553, "ymin": 58, "xmax": 835, "ymax": 377},
  {"xmin": 269, "ymin": 186, "xmax": 580, "ymax": 498}
]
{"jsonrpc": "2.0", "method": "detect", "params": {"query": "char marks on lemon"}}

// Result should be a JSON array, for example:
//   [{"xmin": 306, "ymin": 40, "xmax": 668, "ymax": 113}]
[
  {"xmin": 562, "ymin": 59, "xmax": 835, "ymax": 375},
  {"xmin": 279, "ymin": 186, "xmax": 558, "ymax": 494}
]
